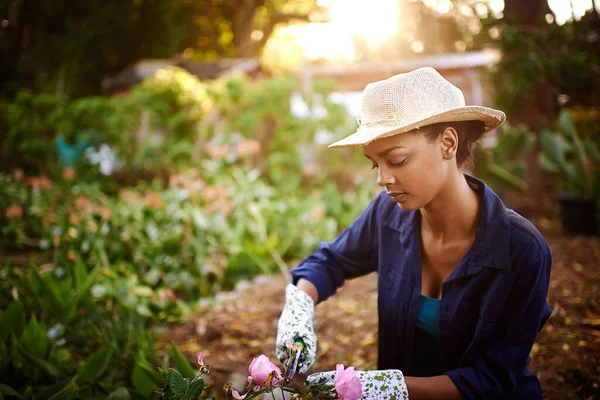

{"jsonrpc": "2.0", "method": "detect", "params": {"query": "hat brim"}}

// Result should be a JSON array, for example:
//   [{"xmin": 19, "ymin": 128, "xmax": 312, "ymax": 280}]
[{"xmin": 328, "ymin": 106, "xmax": 506, "ymax": 148}]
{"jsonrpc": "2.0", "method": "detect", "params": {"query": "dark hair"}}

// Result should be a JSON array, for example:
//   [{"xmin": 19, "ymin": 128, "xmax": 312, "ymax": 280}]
[{"xmin": 422, "ymin": 120, "xmax": 486, "ymax": 169}]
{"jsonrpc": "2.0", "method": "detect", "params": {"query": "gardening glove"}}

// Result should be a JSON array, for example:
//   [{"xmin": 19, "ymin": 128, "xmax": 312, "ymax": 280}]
[
  {"xmin": 276, "ymin": 283, "xmax": 317, "ymax": 374},
  {"xmin": 307, "ymin": 368, "xmax": 409, "ymax": 400}
]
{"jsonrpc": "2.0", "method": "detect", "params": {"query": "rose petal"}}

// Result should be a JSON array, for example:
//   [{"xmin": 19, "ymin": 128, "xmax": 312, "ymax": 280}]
[{"xmin": 334, "ymin": 364, "xmax": 364, "ymax": 400}]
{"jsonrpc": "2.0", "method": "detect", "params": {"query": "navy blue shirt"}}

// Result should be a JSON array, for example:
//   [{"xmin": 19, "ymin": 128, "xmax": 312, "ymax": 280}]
[{"xmin": 290, "ymin": 175, "xmax": 552, "ymax": 400}]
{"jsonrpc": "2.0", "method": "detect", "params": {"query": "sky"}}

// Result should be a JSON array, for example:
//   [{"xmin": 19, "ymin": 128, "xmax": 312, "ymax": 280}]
[
  {"xmin": 285, "ymin": 0, "xmax": 600, "ymax": 63},
  {"xmin": 548, "ymin": 0, "xmax": 599, "ymax": 24}
]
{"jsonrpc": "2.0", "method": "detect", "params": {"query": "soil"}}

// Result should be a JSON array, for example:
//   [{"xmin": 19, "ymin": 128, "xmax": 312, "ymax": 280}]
[{"xmin": 162, "ymin": 217, "xmax": 600, "ymax": 400}]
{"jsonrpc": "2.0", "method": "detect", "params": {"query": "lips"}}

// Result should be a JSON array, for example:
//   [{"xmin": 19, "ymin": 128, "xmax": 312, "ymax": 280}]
[{"xmin": 387, "ymin": 192, "xmax": 407, "ymax": 202}]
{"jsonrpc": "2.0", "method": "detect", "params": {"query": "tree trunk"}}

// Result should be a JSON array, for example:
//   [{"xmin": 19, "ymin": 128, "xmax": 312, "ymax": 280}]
[
  {"xmin": 233, "ymin": 5, "xmax": 259, "ymax": 58},
  {"xmin": 502, "ymin": 0, "xmax": 558, "ymax": 217},
  {"xmin": 1, "ymin": 0, "xmax": 26, "ymax": 94},
  {"xmin": 503, "ymin": 0, "xmax": 551, "ymax": 26}
]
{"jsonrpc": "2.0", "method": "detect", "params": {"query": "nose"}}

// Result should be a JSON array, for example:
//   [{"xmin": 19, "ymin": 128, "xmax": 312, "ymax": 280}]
[{"xmin": 376, "ymin": 166, "xmax": 395, "ymax": 187}]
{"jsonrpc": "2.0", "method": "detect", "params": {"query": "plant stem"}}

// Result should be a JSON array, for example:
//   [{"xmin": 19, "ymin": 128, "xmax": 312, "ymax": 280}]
[{"xmin": 271, "ymin": 389, "xmax": 277, "ymax": 400}]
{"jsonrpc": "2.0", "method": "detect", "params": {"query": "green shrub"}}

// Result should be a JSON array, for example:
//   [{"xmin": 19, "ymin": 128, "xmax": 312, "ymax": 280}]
[
  {"xmin": 538, "ymin": 109, "xmax": 600, "ymax": 199},
  {"xmin": 0, "ymin": 258, "xmax": 164, "ymax": 399}
]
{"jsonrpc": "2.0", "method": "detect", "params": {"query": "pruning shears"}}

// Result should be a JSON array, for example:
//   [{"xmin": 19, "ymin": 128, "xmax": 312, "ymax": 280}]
[{"xmin": 284, "ymin": 337, "xmax": 306, "ymax": 384}]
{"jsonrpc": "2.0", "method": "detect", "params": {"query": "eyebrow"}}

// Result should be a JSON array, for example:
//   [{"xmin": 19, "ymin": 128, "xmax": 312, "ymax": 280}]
[{"xmin": 363, "ymin": 146, "xmax": 406, "ymax": 159}]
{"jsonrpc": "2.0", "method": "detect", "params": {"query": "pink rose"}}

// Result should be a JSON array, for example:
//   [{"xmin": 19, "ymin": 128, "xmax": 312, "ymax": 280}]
[
  {"xmin": 248, "ymin": 354, "xmax": 283, "ymax": 389},
  {"xmin": 334, "ymin": 364, "xmax": 363, "ymax": 400},
  {"xmin": 197, "ymin": 353, "xmax": 204, "ymax": 366}
]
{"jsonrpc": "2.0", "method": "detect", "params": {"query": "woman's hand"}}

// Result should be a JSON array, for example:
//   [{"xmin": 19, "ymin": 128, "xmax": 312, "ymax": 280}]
[
  {"xmin": 307, "ymin": 368, "xmax": 409, "ymax": 399},
  {"xmin": 276, "ymin": 284, "xmax": 318, "ymax": 374}
]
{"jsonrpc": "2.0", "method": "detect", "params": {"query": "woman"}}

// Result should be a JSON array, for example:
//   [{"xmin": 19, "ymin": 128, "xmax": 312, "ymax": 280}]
[{"xmin": 275, "ymin": 67, "xmax": 552, "ymax": 400}]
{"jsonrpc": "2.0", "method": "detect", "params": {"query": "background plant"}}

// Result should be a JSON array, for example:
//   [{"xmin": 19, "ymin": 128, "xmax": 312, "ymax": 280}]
[
  {"xmin": 538, "ymin": 109, "xmax": 600, "ymax": 199},
  {"xmin": 474, "ymin": 123, "xmax": 537, "ymax": 195}
]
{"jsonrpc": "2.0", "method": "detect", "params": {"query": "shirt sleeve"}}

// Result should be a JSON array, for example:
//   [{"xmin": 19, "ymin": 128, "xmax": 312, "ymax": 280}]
[
  {"xmin": 444, "ymin": 241, "xmax": 552, "ymax": 399},
  {"xmin": 289, "ymin": 192, "xmax": 382, "ymax": 304}
]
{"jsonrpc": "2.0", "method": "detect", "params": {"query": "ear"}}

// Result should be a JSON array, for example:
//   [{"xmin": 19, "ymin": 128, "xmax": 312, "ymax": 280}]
[{"xmin": 440, "ymin": 127, "xmax": 459, "ymax": 160}]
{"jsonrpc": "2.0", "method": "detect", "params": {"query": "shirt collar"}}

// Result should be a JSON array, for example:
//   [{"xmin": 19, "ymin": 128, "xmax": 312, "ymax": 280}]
[{"xmin": 387, "ymin": 174, "xmax": 511, "ymax": 271}]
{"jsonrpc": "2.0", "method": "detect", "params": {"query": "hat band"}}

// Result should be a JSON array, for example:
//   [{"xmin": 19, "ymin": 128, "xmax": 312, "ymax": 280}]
[{"xmin": 357, "ymin": 115, "xmax": 404, "ymax": 128}]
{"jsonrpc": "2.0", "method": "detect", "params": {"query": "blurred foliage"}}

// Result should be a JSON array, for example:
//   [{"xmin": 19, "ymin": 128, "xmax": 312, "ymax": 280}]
[
  {"xmin": 0, "ymin": 0, "xmax": 322, "ymax": 98},
  {"xmin": 0, "ymin": 69, "xmax": 365, "ymax": 187},
  {"xmin": 0, "ymin": 69, "xmax": 381, "ymax": 398},
  {"xmin": 0, "ymin": 69, "xmax": 376, "ymax": 291},
  {"xmin": 0, "ymin": 257, "xmax": 165, "ymax": 398},
  {"xmin": 538, "ymin": 109, "xmax": 600, "ymax": 200},
  {"xmin": 474, "ymin": 123, "xmax": 537, "ymax": 195},
  {"xmin": 485, "ymin": 9, "xmax": 600, "ymax": 117},
  {"xmin": 0, "ymin": 169, "xmax": 375, "ymax": 299}
]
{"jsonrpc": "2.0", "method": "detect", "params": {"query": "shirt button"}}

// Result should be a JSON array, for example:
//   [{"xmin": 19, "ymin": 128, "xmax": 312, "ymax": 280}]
[{"xmin": 441, "ymin": 304, "xmax": 449, "ymax": 312}]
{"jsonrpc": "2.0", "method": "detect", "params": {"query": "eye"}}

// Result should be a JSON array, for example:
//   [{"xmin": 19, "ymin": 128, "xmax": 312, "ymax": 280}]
[{"xmin": 390, "ymin": 159, "xmax": 407, "ymax": 167}]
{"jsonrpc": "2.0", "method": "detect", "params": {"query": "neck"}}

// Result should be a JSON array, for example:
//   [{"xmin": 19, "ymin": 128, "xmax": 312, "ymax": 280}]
[{"xmin": 420, "ymin": 171, "xmax": 480, "ymax": 242}]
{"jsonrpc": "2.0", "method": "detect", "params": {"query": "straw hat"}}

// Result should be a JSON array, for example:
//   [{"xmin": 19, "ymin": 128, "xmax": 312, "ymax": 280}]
[{"xmin": 329, "ymin": 67, "xmax": 506, "ymax": 148}]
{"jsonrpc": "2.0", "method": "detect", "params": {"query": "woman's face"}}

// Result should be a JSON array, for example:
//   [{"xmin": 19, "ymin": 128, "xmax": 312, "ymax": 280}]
[{"xmin": 362, "ymin": 128, "xmax": 456, "ymax": 211}]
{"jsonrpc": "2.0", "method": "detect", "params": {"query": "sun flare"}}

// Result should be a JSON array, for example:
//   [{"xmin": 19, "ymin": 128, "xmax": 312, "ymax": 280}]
[
  {"xmin": 264, "ymin": 0, "xmax": 599, "ymax": 70},
  {"xmin": 330, "ymin": 0, "xmax": 400, "ymax": 43}
]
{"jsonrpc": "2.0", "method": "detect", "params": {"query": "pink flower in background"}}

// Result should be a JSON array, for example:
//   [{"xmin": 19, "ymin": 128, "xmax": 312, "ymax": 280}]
[
  {"xmin": 5, "ymin": 205, "xmax": 23, "ymax": 218},
  {"xmin": 334, "ymin": 364, "xmax": 363, "ymax": 400},
  {"xmin": 13, "ymin": 169, "xmax": 24, "ymax": 181},
  {"xmin": 248, "ymin": 354, "xmax": 283, "ymax": 389},
  {"xmin": 197, "ymin": 353, "xmax": 204, "ymax": 366},
  {"xmin": 235, "ymin": 139, "xmax": 261, "ymax": 157},
  {"xmin": 62, "ymin": 167, "xmax": 77, "ymax": 182},
  {"xmin": 26, "ymin": 175, "xmax": 53, "ymax": 190},
  {"xmin": 231, "ymin": 389, "xmax": 246, "ymax": 399}
]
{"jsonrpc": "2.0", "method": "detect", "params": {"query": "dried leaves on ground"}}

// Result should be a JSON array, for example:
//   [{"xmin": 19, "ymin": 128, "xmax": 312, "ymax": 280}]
[{"xmin": 164, "ymin": 219, "xmax": 600, "ymax": 400}]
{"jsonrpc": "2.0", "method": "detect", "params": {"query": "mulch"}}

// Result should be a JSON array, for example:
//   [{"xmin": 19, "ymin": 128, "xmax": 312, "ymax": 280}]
[{"xmin": 162, "ymin": 217, "xmax": 600, "ymax": 400}]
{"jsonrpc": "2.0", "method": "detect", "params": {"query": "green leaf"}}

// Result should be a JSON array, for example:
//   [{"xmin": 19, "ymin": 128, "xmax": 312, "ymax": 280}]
[
  {"xmin": 168, "ymin": 369, "xmax": 187, "ymax": 396},
  {"xmin": 10, "ymin": 332, "xmax": 22, "ymax": 370},
  {"xmin": 170, "ymin": 341, "xmax": 196, "ymax": 380},
  {"xmin": 48, "ymin": 384, "xmax": 76, "ymax": 400},
  {"xmin": 73, "ymin": 255, "xmax": 88, "ymax": 289},
  {"xmin": 539, "ymin": 130, "xmax": 574, "ymax": 178},
  {"xmin": 107, "ymin": 388, "xmax": 131, "ymax": 400},
  {"xmin": 134, "ymin": 362, "xmax": 166, "ymax": 387},
  {"xmin": 75, "ymin": 343, "xmax": 115, "ymax": 384},
  {"xmin": 584, "ymin": 139, "xmax": 600, "ymax": 163},
  {"xmin": 132, "ymin": 353, "xmax": 162, "ymax": 397},
  {"xmin": 22, "ymin": 351, "xmax": 61, "ymax": 378},
  {"xmin": 74, "ymin": 263, "xmax": 100, "ymax": 306},
  {"xmin": 35, "ymin": 379, "xmax": 72, "ymax": 399},
  {"xmin": 20, "ymin": 316, "xmax": 48, "ymax": 359},
  {"xmin": 30, "ymin": 266, "xmax": 72, "ymax": 322},
  {"xmin": 487, "ymin": 164, "xmax": 528, "ymax": 193},
  {"xmin": 558, "ymin": 109, "xmax": 577, "ymax": 139},
  {"xmin": 0, "ymin": 302, "xmax": 25, "ymax": 342},
  {"xmin": 538, "ymin": 153, "xmax": 559, "ymax": 173},
  {"xmin": 0, "ymin": 384, "xmax": 20, "ymax": 397},
  {"xmin": 76, "ymin": 386, "xmax": 92, "ymax": 399},
  {"xmin": 494, "ymin": 129, "xmax": 515, "ymax": 154},
  {"xmin": 510, "ymin": 131, "xmax": 536, "ymax": 160},
  {"xmin": 131, "ymin": 365, "xmax": 155, "ymax": 398},
  {"xmin": 186, "ymin": 378, "xmax": 205, "ymax": 399},
  {"xmin": 132, "ymin": 286, "xmax": 153, "ymax": 297},
  {"xmin": 0, "ymin": 340, "xmax": 8, "ymax": 373}
]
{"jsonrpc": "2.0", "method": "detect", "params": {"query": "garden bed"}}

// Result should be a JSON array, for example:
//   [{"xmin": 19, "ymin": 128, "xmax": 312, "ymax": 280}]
[{"xmin": 163, "ymin": 217, "xmax": 600, "ymax": 400}]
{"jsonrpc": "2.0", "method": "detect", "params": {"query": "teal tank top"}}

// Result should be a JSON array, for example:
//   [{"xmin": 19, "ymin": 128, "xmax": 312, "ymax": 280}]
[
  {"xmin": 416, "ymin": 294, "xmax": 441, "ymax": 339},
  {"xmin": 413, "ymin": 295, "xmax": 444, "ymax": 377}
]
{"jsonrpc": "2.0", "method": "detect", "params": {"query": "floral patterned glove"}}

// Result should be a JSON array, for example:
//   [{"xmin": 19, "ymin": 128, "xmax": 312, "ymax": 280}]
[
  {"xmin": 306, "ymin": 368, "xmax": 409, "ymax": 400},
  {"xmin": 276, "ymin": 284, "xmax": 317, "ymax": 374}
]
